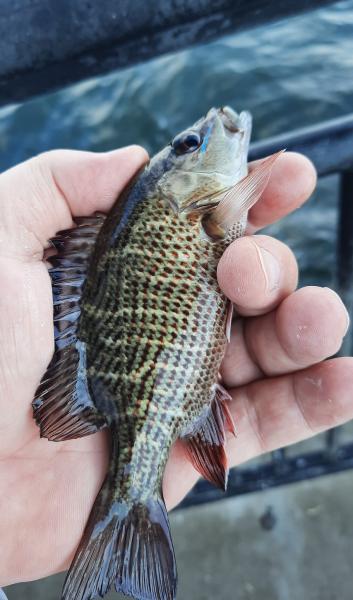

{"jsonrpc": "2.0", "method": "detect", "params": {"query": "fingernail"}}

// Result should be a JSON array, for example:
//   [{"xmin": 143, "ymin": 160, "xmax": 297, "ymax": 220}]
[
  {"xmin": 324, "ymin": 287, "xmax": 350, "ymax": 335},
  {"xmin": 256, "ymin": 244, "xmax": 281, "ymax": 293}
]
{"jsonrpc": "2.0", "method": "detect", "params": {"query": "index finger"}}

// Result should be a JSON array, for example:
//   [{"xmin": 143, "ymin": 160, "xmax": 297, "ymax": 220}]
[
  {"xmin": 0, "ymin": 146, "xmax": 149, "ymax": 260},
  {"xmin": 247, "ymin": 151, "xmax": 317, "ymax": 233}
]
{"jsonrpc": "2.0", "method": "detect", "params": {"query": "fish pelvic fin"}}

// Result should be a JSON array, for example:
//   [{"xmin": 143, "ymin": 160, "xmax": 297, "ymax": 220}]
[
  {"xmin": 202, "ymin": 150, "xmax": 285, "ymax": 240},
  {"xmin": 33, "ymin": 214, "xmax": 110, "ymax": 441},
  {"xmin": 181, "ymin": 383, "xmax": 235, "ymax": 491},
  {"xmin": 62, "ymin": 475, "xmax": 177, "ymax": 600}
]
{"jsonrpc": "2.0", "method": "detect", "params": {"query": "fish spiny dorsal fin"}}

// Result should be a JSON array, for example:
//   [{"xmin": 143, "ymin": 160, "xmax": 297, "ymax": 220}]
[
  {"xmin": 202, "ymin": 150, "xmax": 285, "ymax": 239},
  {"xmin": 181, "ymin": 384, "xmax": 235, "ymax": 491},
  {"xmin": 33, "ymin": 214, "xmax": 111, "ymax": 441}
]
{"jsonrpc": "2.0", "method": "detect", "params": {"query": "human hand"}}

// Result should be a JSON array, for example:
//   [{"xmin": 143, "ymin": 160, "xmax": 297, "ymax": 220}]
[
  {"xmin": 0, "ymin": 148, "xmax": 351, "ymax": 588},
  {"xmin": 164, "ymin": 153, "xmax": 352, "ymax": 507}
]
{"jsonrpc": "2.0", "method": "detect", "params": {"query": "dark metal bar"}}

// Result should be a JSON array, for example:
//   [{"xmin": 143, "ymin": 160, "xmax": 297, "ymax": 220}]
[
  {"xmin": 325, "ymin": 428, "xmax": 341, "ymax": 461},
  {"xmin": 271, "ymin": 449, "xmax": 290, "ymax": 475},
  {"xmin": 0, "ymin": 0, "xmax": 340, "ymax": 107},
  {"xmin": 178, "ymin": 442, "xmax": 353, "ymax": 509},
  {"xmin": 249, "ymin": 113, "xmax": 353, "ymax": 177},
  {"xmin": 336, "ymin": 170, "xmax": 353, "ymax": 356}
]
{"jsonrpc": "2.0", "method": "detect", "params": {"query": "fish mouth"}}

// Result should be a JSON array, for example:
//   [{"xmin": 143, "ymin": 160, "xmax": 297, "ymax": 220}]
[
  {"xmin": 218, "ymin": 106, "xmax": 253, "ymax": 138},
  {"xmin": 200, "ymin": 106, "xmax": 251, "ymax": 145},
  {"xmin": 219, "ymin": 106, "xmax": 242, "ymax": 133}
]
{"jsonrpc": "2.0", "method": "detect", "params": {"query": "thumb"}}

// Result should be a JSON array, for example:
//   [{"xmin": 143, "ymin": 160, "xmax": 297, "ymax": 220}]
[{"xmin": 0, "ymin": 145, "xmax": 148, "ymax": 260}]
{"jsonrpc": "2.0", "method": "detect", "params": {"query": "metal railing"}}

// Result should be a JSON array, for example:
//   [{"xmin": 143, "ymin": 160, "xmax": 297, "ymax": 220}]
[
  {"xmin": 0, "ymin": 0, "xmax": 340, "ymax": 107},
  {"xmin": 180, "ymin": 441, "xmax": 353, "ymax": 508},
  {"xmin": 1, "ymin": 0, "xmax": 352, "ymax": 508}
]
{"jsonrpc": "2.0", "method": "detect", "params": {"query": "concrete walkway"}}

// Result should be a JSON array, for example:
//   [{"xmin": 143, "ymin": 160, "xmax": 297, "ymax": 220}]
[{"xmin": 5, "ymin": 470, "xmax": 353, "ymax": 600}]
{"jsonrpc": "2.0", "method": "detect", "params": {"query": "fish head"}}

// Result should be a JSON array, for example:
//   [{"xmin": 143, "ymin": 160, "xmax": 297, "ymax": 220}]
[{"xmin": 149, "ymin": 106, "xmax": 252, "ymax": 212}]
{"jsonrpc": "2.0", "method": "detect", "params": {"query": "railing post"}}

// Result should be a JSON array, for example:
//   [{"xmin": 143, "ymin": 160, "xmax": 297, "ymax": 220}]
[
  {"xmin": 325, "ymin": 429, "xmax": 340, "ymax": 462},
  {"xmin": 271, "ymin": 448, "xmax": 289, "ymax": 476},
  {"xmin": 327, "ymin": 169, "xmax": 353, "ymax": 460},
  {"xmin": 337, "ymin": 170, "xmax": 353, "ymax": 356}
]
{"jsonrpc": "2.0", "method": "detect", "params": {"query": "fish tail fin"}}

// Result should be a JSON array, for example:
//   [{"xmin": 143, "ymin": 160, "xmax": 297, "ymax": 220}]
[{"xmin": 62, "ymin": 476, "xmax": 177, "ymax": 600}]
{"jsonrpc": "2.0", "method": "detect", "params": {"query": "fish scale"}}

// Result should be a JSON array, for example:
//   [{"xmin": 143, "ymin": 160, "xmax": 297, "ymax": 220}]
[
  {"xmin": 81, "ymin": 196, "xmax": 228, "ymax": 466},
  {"xmin": 32, "ymin": 106, "xmax": 280, "ymax": 600}
]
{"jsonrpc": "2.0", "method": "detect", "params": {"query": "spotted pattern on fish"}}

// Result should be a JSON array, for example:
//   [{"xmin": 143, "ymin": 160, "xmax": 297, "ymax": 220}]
[
  {"xmin": 79, "ymin": 193, "xmax": 238, "ymax": 501},
  {"xmin": 32, "ymin": 106, "xmax": 270, "ymax": 600}
]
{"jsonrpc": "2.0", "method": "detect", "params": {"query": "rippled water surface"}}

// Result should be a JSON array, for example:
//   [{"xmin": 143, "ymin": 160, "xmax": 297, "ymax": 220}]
[
  {"xmin": 1, "ymin": 6, "xmax": 353, "ymax": 272},
  {"xmin": 1, "ymin": 2, "xmax": 353, "ymax": 288}
]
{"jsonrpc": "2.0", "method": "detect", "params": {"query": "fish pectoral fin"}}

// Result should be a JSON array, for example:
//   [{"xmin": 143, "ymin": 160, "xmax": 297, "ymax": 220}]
[
  {"xmin": 33, "ymin": 214, "xmax": 108, "ymax": 442},
  {"xmin": 62, "ymin": 488, "xmax": 177, "ymax": 600},
  {"xmin": 202, "ymin": 150, "xmax": 285, "ymax": 239},
  {"xmin": 181, "ymin": 383, "xmax": 235, "ymax": 491}
]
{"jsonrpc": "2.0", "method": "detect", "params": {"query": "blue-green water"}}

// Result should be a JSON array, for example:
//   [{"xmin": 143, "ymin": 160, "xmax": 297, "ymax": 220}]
[{"xmin": 1, "ymin": 2, "xmax": 353, "ymax": 290}]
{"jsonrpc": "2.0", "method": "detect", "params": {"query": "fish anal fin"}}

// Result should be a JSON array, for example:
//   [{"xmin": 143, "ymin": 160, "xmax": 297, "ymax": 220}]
[
  {"xmin": 33, "ymin": 214, "xmax": 109, "ymax": 442},
  {"xmin": 181, "ymin": 383, "xmax": 235, "ymax": 491},
  {"xmin": 203, "ymin": 150, "xmax": 285, "ymax": 239}
]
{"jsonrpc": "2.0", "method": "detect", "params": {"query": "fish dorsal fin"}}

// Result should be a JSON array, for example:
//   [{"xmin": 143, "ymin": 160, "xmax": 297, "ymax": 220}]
[
  {"xmin": 33, "ymin": 214, "xmax": 110, "ymax": 441},
  {"xmin": 202, "ymin": 150, "xmax": 284, "ymax": 239},
  {"xmin": 181, "ymin": 384, "xmax": 235, "ymax": 491}
]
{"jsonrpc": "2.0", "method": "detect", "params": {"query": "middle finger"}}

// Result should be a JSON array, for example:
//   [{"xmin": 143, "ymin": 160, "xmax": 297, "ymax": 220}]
[{"xmin": 221, "ymin": 286, "xmax": 350, "ymax": 387}]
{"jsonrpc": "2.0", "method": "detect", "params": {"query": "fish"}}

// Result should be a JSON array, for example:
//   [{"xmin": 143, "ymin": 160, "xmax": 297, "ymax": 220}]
[{"xmin": 32, "ymin": 106, "xmax": 281, "ymax": 600}]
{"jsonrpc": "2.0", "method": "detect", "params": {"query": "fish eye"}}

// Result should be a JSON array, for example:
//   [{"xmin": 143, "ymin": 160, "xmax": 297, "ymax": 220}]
[{"xmin": 172, "ymin": 131, "xmax": 202, "ymax": 155}]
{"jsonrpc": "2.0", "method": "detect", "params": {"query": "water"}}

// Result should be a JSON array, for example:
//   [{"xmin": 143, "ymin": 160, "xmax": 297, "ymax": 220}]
[
  {"xmin": 1, "ymin": 3, "xmax": 353, "ymax": 289},
  {"xmin": 1, "ymin": 2, "xmax": 353, "ymax": 290},
  {"xmin": 2, "ymin": 1, "xmax": 353, "ymax": 598}
]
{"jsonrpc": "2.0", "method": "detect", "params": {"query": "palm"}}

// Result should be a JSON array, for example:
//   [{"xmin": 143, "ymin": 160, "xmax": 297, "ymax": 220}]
[
  {"xmin": 0, "ymin": 253, "xmax": 109, "ymax": 584},
  {"xmin": 1, "ymin": 147, "xmax": 352, "ymax": 587}
]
